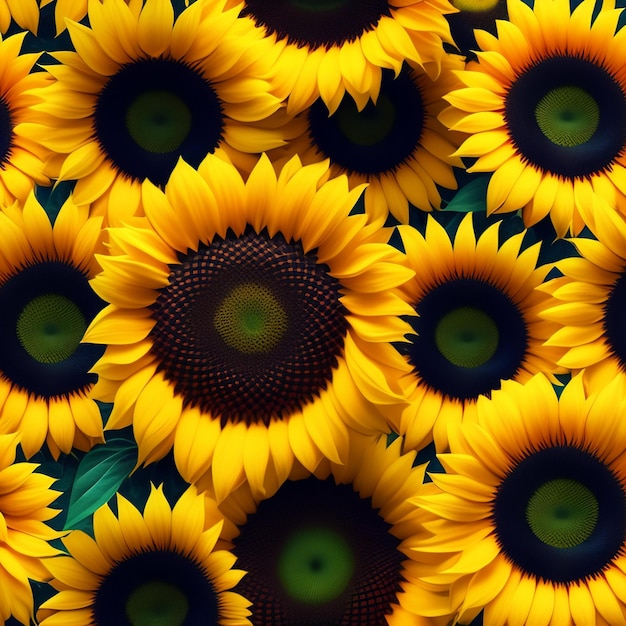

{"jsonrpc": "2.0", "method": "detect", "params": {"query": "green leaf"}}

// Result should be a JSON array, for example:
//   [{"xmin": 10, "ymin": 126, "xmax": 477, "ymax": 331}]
[
  {"xmin": 443, "ymin": 175, "xmax": 490, "ymax": 213},
  {"xmin": 64, "ymin": 439, "xmax": 138, "ymax": 531}
]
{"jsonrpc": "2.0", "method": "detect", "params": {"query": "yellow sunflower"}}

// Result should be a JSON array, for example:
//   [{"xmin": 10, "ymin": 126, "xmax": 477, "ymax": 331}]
[
  {"xmin": 226, "ymin": 0, "xmax": 456, "ymax": 115},
  {"xmin": 0, "ymin": 0, "xmax": 38, "ymax": 33},
  {"xmin": 38, "ymin": 483, "xmax": 251, "ymax": 626},
  {"xmin": 412, "ymin": 373, "xmax": 626, "ymax": 626},
  {"xmin": 439, "ymin": 0, "xmax": 626, "ymax": 237},
  {"xmin": 0, "ymin": 192, "xmax": 106, "ymax": 459},
  {"xmin": 84, "ymin": 153, "xmax": 415, "ymax": 503},
  {"xmin": 269, "ymin": 54, "xmax": 466, "ymax": 225},
  {"xmin": 30, "ymin": 0, "xmax": 290, "ymax": 224},
  {"xmin": 0, "ymin": 432, "xmax": 62, "ymax": 625},
  {"xmin": 0, "ymin": 31, "xmax": 54, "ymax": 205},
  {"xmin": 394, "ymin": 212, "xmax": 564, "ymax": 453},
  {"xmin": 540, "ymin": 195, "xmax": 626, "ymax": 390},
  {"xmin": 213, "ymin": 432, "xmax": 453, "ymax": 626}
]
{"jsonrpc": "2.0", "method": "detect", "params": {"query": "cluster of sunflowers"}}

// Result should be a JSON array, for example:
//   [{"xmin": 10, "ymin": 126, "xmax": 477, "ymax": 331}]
[{"xmin": 1, "ymin": 0, "xmax": 626, "ymax": 624}]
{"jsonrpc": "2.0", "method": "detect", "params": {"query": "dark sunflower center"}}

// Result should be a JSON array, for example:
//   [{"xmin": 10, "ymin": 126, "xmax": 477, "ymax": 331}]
[
  {"xmin": 602, "ymin": 271, "xmax": 626, "ymax": 369},
  {"xmin": 505, "ymin": 55, "xmax": 626, "ymax": 178},
  {"xmin": 93, "ymin": 550, "xmax": 218, "ymax": 626},
  {"xmin": 400, "ymin": 278, "xmax": 527, "ymax": 400},
  {"xmin": 95, "ymin": 58, "xmax": 223, "ymax": 186},
  {"xmin": 494, "ymin": 446, "xmax": 626, "ymax": 582},
  {"xmin": 308, "ymin": 68, "xmax": 424, "ymax": 175},
  {"xmin": 240, "ymin": 0, "xmax": 391, "ymax": 47},
  {"xmin": 0, "ymin": 261, "xmax": 105, "ymax": 398},
  {"xmin": 0, "ymin": 96, "xmax": 13, "ymax": 165},
  {"xmin": 125, "ymin": 581, "xmax": 189, "ymax": 626},
  {"xmin": 149, "ymin": 229, "xmax": 348, "ymax": 425},
  {"xmin": 232, "ymin": 478, "xmax": 404, "ymax": 625}
]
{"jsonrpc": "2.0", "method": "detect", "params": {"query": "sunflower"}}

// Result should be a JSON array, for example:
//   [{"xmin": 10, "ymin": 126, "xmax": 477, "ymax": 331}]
[
  {"xmin": 29, "ymin": 0, "xmax": 290, "ymax": 224},
  {"xmin": 412, "ymin": 373, "xmax": 626, "ymax": 626},
  {"xmin": 0, "ymin": 432, "xmax": 62, "ymax": 625},
  {"xmin": 0, "ymin": 0, "xmax": 38, "ymax": 33},
  {"xmin": 439, "ymin": 0, "xmax": 626, "ymax": 237},
  {"xmin": 0, "ymin": 31, "xmax": 55, "ymax": 206},
  {"xmin": 0, "ymin": 192, "xmax": 106, "ymax": 459},
  {"xmin": 540, "ymin": 195, "xmax": 626, "ymax": 390},
  {"xmin": 269, "ymin": 54, "xmax": 465, "ymax": 225},
  {"xmin": 213, "ymin": 431, "xmax": 452, "ymax": 626},
  {"xmin": 394, "ymin": 213, "xmax": 564, "ymax": 453},
  {"xmin": 226, "ymin": 0, "xmax": 456, "ymax": 115},
  {"xmin": 84, "ymin": 153, "xmax": 415, "ymax": 502},
  {"xmin": 38, "ymin": 483, "xmax": 251, "ymax": 626}
]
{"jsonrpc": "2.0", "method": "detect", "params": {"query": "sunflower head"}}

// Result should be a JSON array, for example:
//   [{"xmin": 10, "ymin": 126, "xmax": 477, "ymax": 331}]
[{"xmin": 39, "ymin": 483, "xmax": 252, "ymax": 626}]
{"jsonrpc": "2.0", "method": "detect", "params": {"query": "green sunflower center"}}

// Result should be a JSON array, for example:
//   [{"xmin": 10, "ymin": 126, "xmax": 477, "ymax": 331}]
[
  {"xmin": 213, "ymin": 283, "xmax": 288, "ymax": 354},
  {"xmin": 126, "ymin": 90, "xmax": 192, "ymax": 154},
  {"xmin": 125, "ymin": 580, "xmax": 189, "ymax": 626},
  {"xmin": 526, "ymin": 478, "xmax": 599, "ymax": 549},
  {"xmin": 535, "ymin": 86, "xmax": 600, "ymax": 147},
  {"xmin": 16, "ymin": 294, "xmax": 87, "ymax": 364},
  {"xmin": 278, "ymin": 527, "xmax": 355, "ymax": 604},
  {"xmin": 336, "ymin": 94, "xmax": 396, "ymax": 147},
  {"xmin": 451, "ymin": 0, "xmax": 500, "ymax": 12},
  {"xmin": 434, "ymin": 306, "xmax": 499, "ymax": 368}
]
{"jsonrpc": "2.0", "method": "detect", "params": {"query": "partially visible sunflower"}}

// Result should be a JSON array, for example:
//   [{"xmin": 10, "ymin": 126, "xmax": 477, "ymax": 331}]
[
  {"xmin": 540, "ymin": 195, "xmax": 626, "ymax": 389},
  {"xmin": 226, "ymin": 0, "xmax": 456, "ymax": 115},
  {"xmin": 30, "ymin": 0, "xmax": 291, "ymax": 223},
  {"xmin": 412, "ymin": 373, "xmax": 626, "ymax": 626},
  {"xmin": 439, "ymin": 0, "xmax": 626, "ymax": 237},
  {"xmin": 0, "ymin": 0, "xmax": 38, "ymax": 33},
  {"xmin": 0, "ymin": 192, "xmax": 106, "ymax": 459},
  {"xmin": 214, "ymin": 432, "xmax": 452, "ymax": 626},
  {"xmin": 84, "ymin": 153, "xmax": 415, "ymax": 502},
  {"xmin": 0, "ymin": 432, "xmax": 62, "ymax": 625},
  {"xmin": 446, "ymin": 0, "xmax": 508, "ymax": 57},
  {"xmin": 269, "ymin": 55, "xmax": 465, "ymax": 225},
  {"xmin": 0, "ymin": 31, "xmax": 54, "ymax": 205},
  {"xmin": 38, "ymin": 483, "xmax": 251, "ymax": 626},
  {"xmin": 394, "ymin": 213, "xmax": 564, "ymax": 452}
]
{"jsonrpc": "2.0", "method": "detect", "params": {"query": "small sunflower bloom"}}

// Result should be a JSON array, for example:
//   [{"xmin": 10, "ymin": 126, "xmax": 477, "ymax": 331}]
[
  {"xmin": 227, "ymin": 0, "xmax": 457, "ymax": 115},
  {"xmin": 39, "ymin": 483, "xmax": 251, "ymax": 626},
  {"xmin": 411, "ymin": 373, "xmax": 626, "ymax": 626},
  {"xmin": 0, "ymin": 432, "xmax": 62, "ymax": 625},
  {"xmin": 270, "ymin": 54, "xmax": 466, "ymax": 225},
  {"xmin": 30, "ymin": 0, "xmax": 290, "ymax": 223},
  {"xmin": 84, "ymin": 153, "xmax": 415, "ymax": 502},
  {"xmin": 439, "ymin": 0, "xmax": 626, "ymax": 236},
  {"xmin": 0, "ymin": 193, "xmax": 106, "ymax": 458},
  {"xmin": 394, "ymin": 213, "xmax": 564, "ymax": 452}
]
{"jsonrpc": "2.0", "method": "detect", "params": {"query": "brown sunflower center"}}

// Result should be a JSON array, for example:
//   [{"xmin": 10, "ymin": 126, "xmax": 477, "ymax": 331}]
[
  {"xmin": 149, "ymin": 230, "xmax": 348, "ymax": 425},
  {"xmin": 240, "ymin": 0, "xmax": 391, "ymax": 48}
]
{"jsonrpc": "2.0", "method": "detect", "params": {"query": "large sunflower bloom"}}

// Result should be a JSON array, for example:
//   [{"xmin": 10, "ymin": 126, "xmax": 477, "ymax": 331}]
[
  {"xmin": 0, "ymin": 31, "xmax": 54, "ymax": 205},
  {"xmin": 540, "ymin": 196, "xmax": 626, "ymax": 390},
  {"xmin": 214, "ymin": 432, "xmax": 452, "ymax": 626},
  {"xmin": 30, "ymin": 0, "xmax": 289, "ymax": 223},
  {"xmin": 439, "ymin": 0, "xmax": 626, "ymax": 237},
  {"xmin": 412, "ymin": 373, "xmax": 626, "ymax": 626},
  {"xmin": 84, "ymin": 153, "xmax": 415, "ymax": 502},
  {"xmin": 226, "ymin": 0, "xmax": 456, "ymax": 115},
  {"xmin": 0, "ymin": 432, "xmax": 62, "ymax": 625},
  {"xmin": 269, "ymin": 55, "xmax": 465, "ymax": 225},
  {"xmin": 394, "ymin": 213, "xmax": 564, "ymax": 452},
  {"xmin": 38, "ymin": 483, "xmax": 251, "ymax": 626},
  {"xmin": 0, "ymin": 192, "xmax": 106, "ymax": 459}
]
